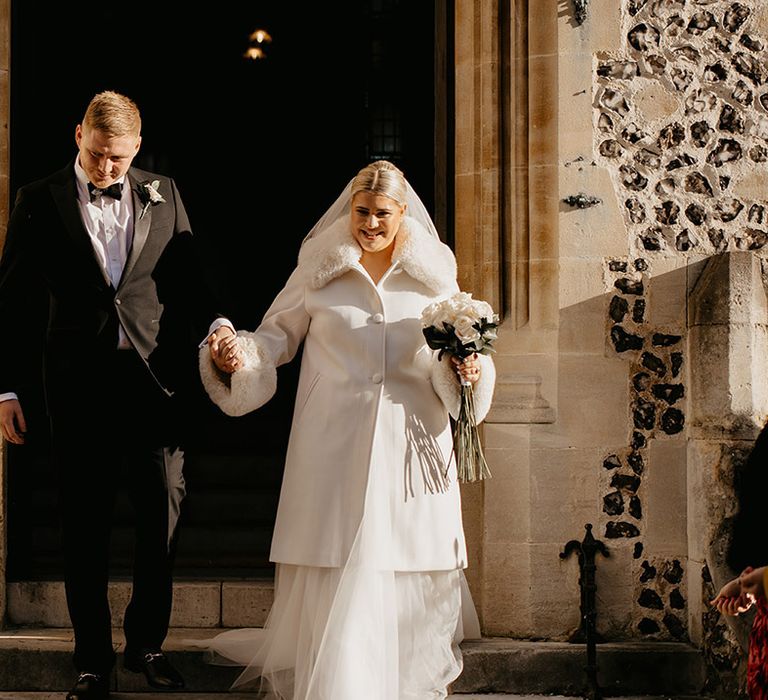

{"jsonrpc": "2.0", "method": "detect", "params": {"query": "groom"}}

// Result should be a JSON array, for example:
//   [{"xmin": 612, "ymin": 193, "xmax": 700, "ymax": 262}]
[{"xmin": 0, "ymin": 91, "xmax": 226, "ymax": 699}]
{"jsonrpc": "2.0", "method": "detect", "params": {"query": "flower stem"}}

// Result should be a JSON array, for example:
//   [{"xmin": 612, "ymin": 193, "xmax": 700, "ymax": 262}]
[{"xmin": 454, "ymin": 384, "xmax": 492, "ymax": 483}]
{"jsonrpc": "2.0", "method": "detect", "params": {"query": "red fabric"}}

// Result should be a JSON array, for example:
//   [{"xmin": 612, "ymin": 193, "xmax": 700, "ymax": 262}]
[{"xmin": 749, "ymin": 599, "xmax": 768, "ymax": 699}]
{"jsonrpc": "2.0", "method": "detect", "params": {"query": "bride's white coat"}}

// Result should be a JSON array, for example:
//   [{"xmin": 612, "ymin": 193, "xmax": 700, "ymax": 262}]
[{"xmin": 200, "ymin": 215, "xmax": 495, "ymax": 572}]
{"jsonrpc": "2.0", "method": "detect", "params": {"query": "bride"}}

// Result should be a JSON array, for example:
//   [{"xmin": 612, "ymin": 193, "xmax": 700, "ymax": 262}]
[{"xmin": 200, "ymin": 160, "xmax": 495, "ymax": 699}]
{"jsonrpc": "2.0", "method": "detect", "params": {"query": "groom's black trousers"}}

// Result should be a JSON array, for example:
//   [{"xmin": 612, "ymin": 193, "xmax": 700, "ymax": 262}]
[{"xmin": 50, "ymin": 349, "xmax": 185, "ymax": 674}]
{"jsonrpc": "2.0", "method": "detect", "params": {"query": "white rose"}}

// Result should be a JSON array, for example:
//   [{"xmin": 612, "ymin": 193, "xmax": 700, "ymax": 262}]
[
  {"xmin": 453, "ymin": 315, "xmax": 481, "ymax": 343},
  {"xmin": 420, "ymin": 300, "xmax": 444, "ymax": 328},
  {"xmin": 471, "ymin": 299, "xmax": 494, "ymax": 321},
  {"xmin": 450, "ymin": 292, "xmax": 474, "ymax": 314},
  {"xmin": 422, "ymin": 293, "xmax": 497, "ymax": 337}
]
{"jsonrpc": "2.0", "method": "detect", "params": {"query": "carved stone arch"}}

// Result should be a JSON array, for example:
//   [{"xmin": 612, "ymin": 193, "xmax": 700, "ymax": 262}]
[{"xmin": 0, "ymin": 0, "xmax": 561, "ymax": 632}]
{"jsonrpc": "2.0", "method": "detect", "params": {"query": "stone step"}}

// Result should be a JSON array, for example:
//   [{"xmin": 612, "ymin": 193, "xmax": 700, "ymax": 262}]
[
  {"xmin": 455, "ymin": 639, "xmax": 706, "ymax": 696},
  {"xmin": 0, "ymin": 696, "xmax": 261, "ymax": 700},
  {"xmin": 7, "ymin": 580, "xmax": 274, "ymax": 629},
  {"xmin": 0, "ymin": 695, "xmax": 712, "ymax": 700},
  {"xmin": 0, "ymin": 629, "xmax": 706, "ymax": 696}
]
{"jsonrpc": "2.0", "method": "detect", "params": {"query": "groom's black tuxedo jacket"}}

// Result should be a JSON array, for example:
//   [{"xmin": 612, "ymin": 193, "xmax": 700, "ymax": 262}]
[{"xmin": 0, "ymin": 161, "xmax": 214, "ymax": 419}]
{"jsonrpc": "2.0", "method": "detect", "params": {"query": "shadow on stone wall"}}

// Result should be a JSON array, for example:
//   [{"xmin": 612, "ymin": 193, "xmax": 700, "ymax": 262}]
[{"xmin": 552, "ymin": 252, "xmax": 768, "ymax": 696}]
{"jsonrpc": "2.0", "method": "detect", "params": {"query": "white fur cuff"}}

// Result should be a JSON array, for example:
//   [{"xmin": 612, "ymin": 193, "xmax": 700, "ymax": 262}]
[
  {"xmin": 430, "ymin": 353, "xmax": 496, "ymax": 423},
  {"xmin": 199, "ymin": 331, "xmax": 277, "ymax": 417}
]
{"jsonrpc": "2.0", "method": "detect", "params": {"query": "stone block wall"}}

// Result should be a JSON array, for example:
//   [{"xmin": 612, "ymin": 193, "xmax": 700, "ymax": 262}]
[
  {"xmin": 596, "ymin": 0, "xmax": 768, "ymax": 256},
  {"xmin": 494, "ymin": 5, "xmax": 768, "ymax": 691},
  {"xmin": 475, "ymin": 0, "xmax": 768, "ymax": 662},
  {"xmin": 589, "ymin": 0, "xmax": 768, "ymax": 649}
]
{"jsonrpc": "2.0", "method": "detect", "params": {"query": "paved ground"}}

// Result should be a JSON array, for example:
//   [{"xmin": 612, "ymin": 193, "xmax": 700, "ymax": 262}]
[
  {"xmin": 0, "ymin": 694, "xmax": 710, "ymax": 699},
  {"xmin": 0, "ymin": 696, "xmax": 534, "ymax": 700}
]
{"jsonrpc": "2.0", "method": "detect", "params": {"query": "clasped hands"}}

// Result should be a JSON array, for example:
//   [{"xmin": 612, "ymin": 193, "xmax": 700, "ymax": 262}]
[
  {"xmin": 208, "ymin": 326, "xmax": 243, "ymax": 374},
  {"xmin": 711, "ymin": 566, "xmax": 767, "ymax": 616},
  {"xmin": 208, "ymin": 327, "xmax": 481, "ymax": 385}
]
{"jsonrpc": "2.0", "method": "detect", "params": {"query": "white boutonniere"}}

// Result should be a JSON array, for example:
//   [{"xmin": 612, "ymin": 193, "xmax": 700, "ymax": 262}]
[{"xmin": 136, "ymin": 179, "xmax": 166, "ymax": 219}]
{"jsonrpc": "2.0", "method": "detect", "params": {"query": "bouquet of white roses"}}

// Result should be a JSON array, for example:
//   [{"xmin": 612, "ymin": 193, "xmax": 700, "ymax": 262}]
[{"xmin": 421, "ymin": 292, "xmax": 499, "ymax": 482}]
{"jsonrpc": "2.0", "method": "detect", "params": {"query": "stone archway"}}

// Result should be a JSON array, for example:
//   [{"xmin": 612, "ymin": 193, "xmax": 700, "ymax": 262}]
[
  {"xmin": 0, "ymin": 0, "xmax": 445, "ymax": 627},
  {"xmin": 0, "ymin": 0, "xmax": 561, "ymax": 637}
]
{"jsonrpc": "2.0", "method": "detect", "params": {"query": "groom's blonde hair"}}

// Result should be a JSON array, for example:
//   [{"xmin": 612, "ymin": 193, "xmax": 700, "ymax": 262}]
[
  {"xmin": 82, "ymin": 91, "xmax": 141, "ymax": 137},
  {"xmin": 351, "ymin": 160, "xmax": 407, "ymax": 205}
]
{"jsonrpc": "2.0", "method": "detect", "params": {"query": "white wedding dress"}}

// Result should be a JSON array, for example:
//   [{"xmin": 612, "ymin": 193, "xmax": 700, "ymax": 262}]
[
  {"xmin": 202, "ymin": 422, "xmax": 481, "ymax": 700},
  {"xmin": 196, "ymin": 176, "xmax": 489, "ymax": 700}
]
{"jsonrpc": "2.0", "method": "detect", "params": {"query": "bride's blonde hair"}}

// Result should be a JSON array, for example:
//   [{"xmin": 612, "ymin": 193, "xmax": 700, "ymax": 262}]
[{"xmin": 351, "ymin": 160, "xmax": 407, "ymax": 206}]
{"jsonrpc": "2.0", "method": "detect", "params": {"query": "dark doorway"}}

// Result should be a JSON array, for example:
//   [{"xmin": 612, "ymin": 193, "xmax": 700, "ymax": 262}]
[{"xmin": 7, "ymin": 0, "xmax": 445, "ymax": 578}]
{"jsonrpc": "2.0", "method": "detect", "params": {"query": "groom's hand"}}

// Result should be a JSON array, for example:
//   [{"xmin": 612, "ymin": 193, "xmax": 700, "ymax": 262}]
[
  {"xmin": 0, "ymin": 399, "xmax": 27, "ymax": 444},
  {"xmin": 208, "ymin": 327, "xmax": 243, "ymax": 374}
]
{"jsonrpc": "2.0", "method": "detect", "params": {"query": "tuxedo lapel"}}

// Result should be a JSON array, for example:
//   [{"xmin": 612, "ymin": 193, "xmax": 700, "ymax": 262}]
[
  {"xmin": 49, "ymin": 173, "xmax": 112, "ymax": 288},
  {"xmin": 119, "ymin": 171, "xmax": 152, "ymax": 287}
]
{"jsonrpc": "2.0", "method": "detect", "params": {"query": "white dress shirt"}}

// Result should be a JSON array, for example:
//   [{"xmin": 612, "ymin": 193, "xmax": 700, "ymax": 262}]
[
  {"xmin": 74, "ymin": 158, "xmax": 135, "ymax": 295},
  {"xmin": 0, "ymin": 159, "xmax": 135, "ymax": 404}
]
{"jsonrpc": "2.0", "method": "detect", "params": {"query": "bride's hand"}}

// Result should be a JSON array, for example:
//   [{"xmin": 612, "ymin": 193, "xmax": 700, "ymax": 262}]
[
  {"xmin": 209, "ymin": 328, "xmax": 243, "ymax": 374},
  {"xmin": 451, "ymin": 353, "xmax": 481, "ymax": 384}
]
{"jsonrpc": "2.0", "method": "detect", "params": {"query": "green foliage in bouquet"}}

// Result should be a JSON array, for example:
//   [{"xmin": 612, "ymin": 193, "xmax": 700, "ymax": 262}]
[{"xmin": 422, "ymin": 318, "xmax": 498, "ymax": 361}]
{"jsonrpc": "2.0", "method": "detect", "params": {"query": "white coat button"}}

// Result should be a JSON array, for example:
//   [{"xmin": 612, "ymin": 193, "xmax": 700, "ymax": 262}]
[
  {"xmin": 371, "ymin": 313, "xmax": 384, "ymax": 324},
  {"xmin": 372, "ymin": 373, "xmax": 383, "ymax": 384},
  {"xmin": 115, "ymin": 298, "xmax": 122, "ymax": 305}
]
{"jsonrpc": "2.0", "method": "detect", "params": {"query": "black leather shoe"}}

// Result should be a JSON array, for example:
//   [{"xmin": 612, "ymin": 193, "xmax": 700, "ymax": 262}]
[
  {"xmin": 66, "ymin": 671, "xmax": 110, "ymax": 699},
  {"xmin": 124, "ymin": 649, "xmax": 185, "ymax": 690}
]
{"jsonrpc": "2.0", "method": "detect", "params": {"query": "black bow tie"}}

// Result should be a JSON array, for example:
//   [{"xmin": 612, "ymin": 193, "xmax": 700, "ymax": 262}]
[{"xmin": 88, "ymin": 182, "xmax": 123, "ymax": 202}]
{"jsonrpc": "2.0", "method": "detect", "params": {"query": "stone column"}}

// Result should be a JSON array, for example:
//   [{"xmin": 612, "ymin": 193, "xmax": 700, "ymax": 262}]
[
  {"xmin": 453, "ymin": 0, "xmax": 498, "ymax": 619},
  {"xmin": 0, "ymin": 0, "xmax": 10, "ymax": 628},
  {"xmin": 687, "ymin": 252, "xmax": 768, "ymax": 646},
  {"xmin": 454, "ymin": 0, "xmax": 560, "ymax": 633}
]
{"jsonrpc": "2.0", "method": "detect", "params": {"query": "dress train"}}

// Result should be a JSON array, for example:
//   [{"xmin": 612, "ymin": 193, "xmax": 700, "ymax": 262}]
[{"xmin": 202, "ymin": 423, "xmax": 479, "ymax": 699}]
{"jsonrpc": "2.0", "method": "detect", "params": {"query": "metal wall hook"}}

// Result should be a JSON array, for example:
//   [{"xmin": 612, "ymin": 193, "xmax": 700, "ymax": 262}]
[{"xmin": 563, "ymin": 193, "xmax": 603, "ymax": 209}]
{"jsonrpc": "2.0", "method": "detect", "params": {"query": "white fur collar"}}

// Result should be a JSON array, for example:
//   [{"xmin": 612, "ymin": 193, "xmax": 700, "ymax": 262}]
[{"xmin": 297, "ymin": 215, "xmax": 456, "ymax": 294}]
